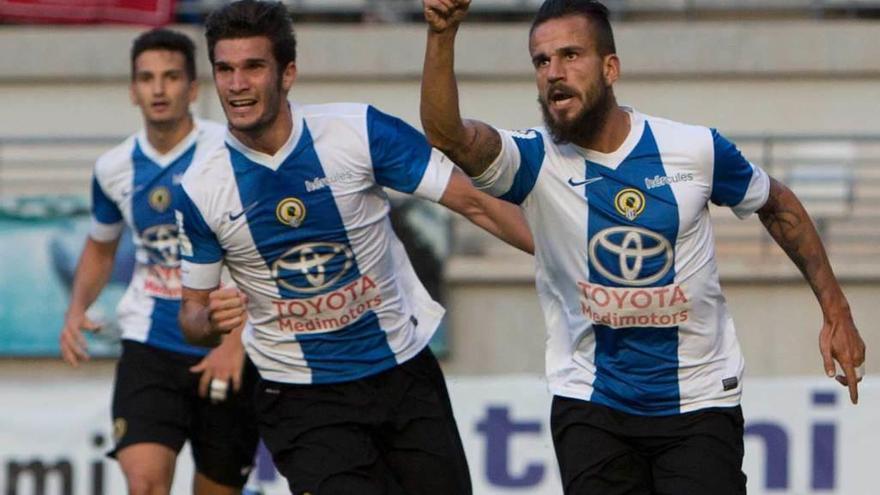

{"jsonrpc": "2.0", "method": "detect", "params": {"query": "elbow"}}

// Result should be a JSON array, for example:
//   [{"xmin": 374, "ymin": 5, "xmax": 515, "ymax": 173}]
[
  {"xmin": 421, "ymin": 120, "xmax": 464, "ymax": 154},
  {"xmin": 423, "ymin": 126, "xmax": 454, "ymax": 152}
]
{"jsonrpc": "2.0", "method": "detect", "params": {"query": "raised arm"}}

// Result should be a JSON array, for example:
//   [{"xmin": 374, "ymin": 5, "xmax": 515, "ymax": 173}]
[
  {"xmin": 757, "ymin": 177, "xmax": 866, "ymax": 403},
  {"xmin": 421, "ymin": 0, "xmax": 501, "ymax": 177},
  {"xmin": 440, "ymin": 168, "xmax": 534, "ymax": 254},
  {"xmin": 59, "ymin": 237, "xmax": 120, "ymax": 366}
]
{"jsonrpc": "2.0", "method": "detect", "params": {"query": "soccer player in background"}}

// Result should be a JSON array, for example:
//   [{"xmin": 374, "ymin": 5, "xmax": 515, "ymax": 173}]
[
  {"xmin": 174, "ymin": 1, "xmax": 533, "ymax": 494},
  {"xmin": 420, "ymin": 0, "xmax": 866, "ymax": 493},
  {"xmin": 58, "ymin": 28, "xmax": 259, "ymax": 495}
]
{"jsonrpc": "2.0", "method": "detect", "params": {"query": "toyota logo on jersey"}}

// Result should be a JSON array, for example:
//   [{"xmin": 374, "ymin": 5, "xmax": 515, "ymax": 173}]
[
  {"xmin": 142, "ymin": 224, "xmax": 180, "ymax": 267},
  {"xmin": 588, "ymin": 226, "xmax": 673, "ymax": 286},
  {"xmin": 271, "ymin": 242, "xmax": 354, "ymax": 294}
]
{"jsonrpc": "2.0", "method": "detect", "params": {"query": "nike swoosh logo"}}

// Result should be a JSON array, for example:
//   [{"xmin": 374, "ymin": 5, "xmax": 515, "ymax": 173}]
[
  {"xmin": 120, "ymin": 185, "xmax": 146, "ymax": 199},
  {"xmin": 568, "ymin": 177, "xmax": 604, "ymax": 187},
  {"xmin": 228, "ymin": 201, "xmax": 260, "ymax": 221}
]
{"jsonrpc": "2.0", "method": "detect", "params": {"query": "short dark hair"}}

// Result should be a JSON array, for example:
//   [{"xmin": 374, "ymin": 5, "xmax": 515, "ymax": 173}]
[
  {"xmin": 130, "ymin": 28, "xmax": 197, "ymax": 81},
  {"xmin": 205, "ymin": 0, "xmax": 297, "ymax": 71},
  {"xmin": 530, "ymin": 0, "xmax": 616, "ymax": 56}
]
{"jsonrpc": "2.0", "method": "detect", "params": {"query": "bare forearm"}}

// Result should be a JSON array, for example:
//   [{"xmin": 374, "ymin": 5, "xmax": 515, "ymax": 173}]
[
  {"xmin": 422, "ymin": 29, "xmax": 466, "ymax": 150},
  {"xmin": 67, "ymin": 238, "xmax": 118, "ymax": 316},
  {"xmin": 467, "ymin": 199, "xmax": 533, "ymax": 254},
  {"xmin": 422, "ymin": 30, "xmax": 500, "ymax": 176},
  {"xmin": 758, "ymin": 179, "xmax": 849, "ymax": 317},
  {"xmin": 179, "ymin": 299, "xmax": 222, "ymax": 347},
  {"xmin": 440, "ymin": 169, "xmax": 534, "ymax": 254}
]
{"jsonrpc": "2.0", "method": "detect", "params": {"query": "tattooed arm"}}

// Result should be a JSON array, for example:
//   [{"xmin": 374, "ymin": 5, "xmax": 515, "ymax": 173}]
[{"xmin": 757, "ymin": 177, "xmax": 866, "ymax": 403}]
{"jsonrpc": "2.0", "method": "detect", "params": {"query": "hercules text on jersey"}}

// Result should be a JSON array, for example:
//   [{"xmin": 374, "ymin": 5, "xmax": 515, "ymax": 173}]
[
  {"xmin": 90, "ymin": 120, "xmax": 226, "ymax": 356},
  {"xmin": 474, "ymin": 108, "xmax": 769, "ymax": 415},
  {"xmin": 176, "ymin": 103, "xmax": 453, "ymax": 384}
]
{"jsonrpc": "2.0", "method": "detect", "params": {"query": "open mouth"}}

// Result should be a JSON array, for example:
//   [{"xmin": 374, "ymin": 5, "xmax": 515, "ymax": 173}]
[
  {"xmin": 229, "ymin": 99, "xmax": 257, "ymax": 109},
  {"xmin": 548, "ymin": 88, "xmax": 576, "ymax": 108}
]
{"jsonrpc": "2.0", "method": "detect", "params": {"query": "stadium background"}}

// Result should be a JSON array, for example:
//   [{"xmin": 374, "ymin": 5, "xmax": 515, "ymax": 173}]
[{"xmin": 1, "ymin": 1, "xmax": 879, "ymax": 493}]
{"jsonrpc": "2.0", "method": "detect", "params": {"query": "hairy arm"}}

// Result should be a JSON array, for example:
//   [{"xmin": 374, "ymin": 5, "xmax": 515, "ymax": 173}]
[
  {"xmin": 421, "ymin": 0, "xmax": 501, "ymax": 177},
  {"xmin": 439, "ymin": 168, "xmax": 534, "ymax": 254},
  {"xmin": 757, "ymin": 177, "xmax": 865, "ymax": 403}
]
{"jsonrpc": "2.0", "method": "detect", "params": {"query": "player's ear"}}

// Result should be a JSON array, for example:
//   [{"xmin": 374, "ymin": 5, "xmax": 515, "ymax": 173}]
[
  {"xmin": 129, "ymin": 82, "xmax": 138, "ymax": 106},
  {"xmin": 281, "ymin": 62, "xmax": 297, "ymax": 93},
  {"xmin": 603, "ymin": 53, "xmax": 620, "ymax": 86}
]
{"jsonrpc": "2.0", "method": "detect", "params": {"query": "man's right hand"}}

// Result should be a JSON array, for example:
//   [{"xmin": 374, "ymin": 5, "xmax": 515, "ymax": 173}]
[
  {"xmin": 207, "ymin": 287, "xmax": 248, "ymax": 336},
  {"xmin": 60, "ymin": 313, "xmax": 101, "ymax": 367},
  {"xmin": 423, "ymin": 0, "xmax": 471, "ymax": 33}
]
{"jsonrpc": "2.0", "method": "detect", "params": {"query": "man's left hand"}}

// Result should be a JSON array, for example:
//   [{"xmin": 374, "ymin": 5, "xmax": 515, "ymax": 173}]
[
  {"xmin": 190, "ymin": 334, "xmax": 245, "ymax": 401},
  {"xmin": 819, "ymin": 314, "xmax": 866, "ymax": 404}
]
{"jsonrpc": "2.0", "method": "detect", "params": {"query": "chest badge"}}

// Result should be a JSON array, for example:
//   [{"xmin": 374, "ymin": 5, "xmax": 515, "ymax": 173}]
[
  {"xmin": 614, "ymin": 188, "xmax": 645, "ymax": 221},
  {"xmin": 148, "ymin": 186, "xmax": 171, "ymax": 212},
  {"xmin": 276, "ymin": 197, "xmax": 307, "ymax": 228}
]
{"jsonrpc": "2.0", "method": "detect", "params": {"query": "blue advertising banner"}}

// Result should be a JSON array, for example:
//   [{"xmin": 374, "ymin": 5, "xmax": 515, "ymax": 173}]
[{"xmin": 0, "ymin": 196, "xmax": 132, "ymax": 357}]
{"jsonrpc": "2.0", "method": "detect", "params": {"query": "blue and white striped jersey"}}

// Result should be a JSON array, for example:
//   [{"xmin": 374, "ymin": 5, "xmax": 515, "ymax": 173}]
[
  {"xmin": 90, "ymin": 119, "xmax": 226, "ymax": 356},
  {"xmin": 475, "ymin": 108, "xmax": 770, "ymax": 415},
  {"xmin": 176, "ymin": 103, "xmax": 454, "ymax": 384}
]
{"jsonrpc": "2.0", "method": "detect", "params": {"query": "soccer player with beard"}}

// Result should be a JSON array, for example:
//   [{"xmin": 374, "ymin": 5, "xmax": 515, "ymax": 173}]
[
  {"xmin": 59, "ymin": 28, "xmax": 259, "ymax": 495},
  {"xmin": 420, "ymin": 0, "xmax": 866, "ymax": 493},
  {"xmin": 175, "ymin": 1, "xmax": 532, "ymax": 494}
]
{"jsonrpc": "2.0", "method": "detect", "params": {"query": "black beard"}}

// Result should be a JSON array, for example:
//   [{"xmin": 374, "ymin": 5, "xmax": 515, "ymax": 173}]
[{"xmin": 539, "ymin": 84, "xmax": 614, "ymax": 146}]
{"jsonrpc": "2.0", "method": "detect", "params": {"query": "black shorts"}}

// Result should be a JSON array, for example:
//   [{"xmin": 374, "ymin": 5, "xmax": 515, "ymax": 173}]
[
  {"xmin": 551, "ymin": 396, "xmax": 746, "ymax": 495},
  {"xmin": 110, "ymin": 340, "xmax": 260, "ymax": 488},
  {"xmin": 254, "ymin": 346, "xmax": 472, "ymax": 495}
]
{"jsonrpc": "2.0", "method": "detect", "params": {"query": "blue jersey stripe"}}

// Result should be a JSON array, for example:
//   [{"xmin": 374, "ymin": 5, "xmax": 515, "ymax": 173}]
[
  {"xmin": 131, "ymin": 141, "xmax": 207, "ymax": 357},
  {"xmin": 586, "ymin": 123, "xmax": 682, "ymax": 415},
  {"xmin": 176, "ymin": 188, "xmax": 224, "ymax": 265},
  {"xmin": 499, "ymin": 132, "xmax": 545, "ymax": 205},
  {"xmin": 710, "ymin": 128, "xmax": 754, "ymax": 207},
  {"xmin": 91, "ymin": 176, "xmax": 122, "ymax": 224},
  {"xmin": 367, "ymin": 105, "xmax": 433, "ymax": 194},
  {"xmin": 229, "ymin": 125, "xmax": 394, "ymax": 382}
]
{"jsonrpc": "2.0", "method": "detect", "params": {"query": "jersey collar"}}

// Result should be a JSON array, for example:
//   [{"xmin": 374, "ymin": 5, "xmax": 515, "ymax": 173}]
[
  {"xmin": 223, "ymin": 103, "xmax": 304, "ymax": 171},
  {"xmin": 135, "ymin": 119, "xmax": 202, "ymax": 168},
  {"xmin": 572, "ymin": 106, "xmax": 644, "ymax": 170}
]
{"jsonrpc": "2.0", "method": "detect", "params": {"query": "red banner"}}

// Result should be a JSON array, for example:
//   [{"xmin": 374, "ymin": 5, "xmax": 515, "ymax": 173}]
[{"xmin": 0, "ymin": 0, "xmax": 175, "ymax": 26}]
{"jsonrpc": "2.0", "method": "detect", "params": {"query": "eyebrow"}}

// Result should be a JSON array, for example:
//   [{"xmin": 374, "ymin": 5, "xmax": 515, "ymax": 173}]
[{"xmin": 214, "ymin": 57, "xmax": 269, "ymax": 67}]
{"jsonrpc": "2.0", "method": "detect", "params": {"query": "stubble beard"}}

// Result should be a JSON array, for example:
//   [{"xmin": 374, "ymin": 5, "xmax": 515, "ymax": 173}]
[{"xmin": 226, "ymin": 77, "xmax": 284, "ymax": 136}]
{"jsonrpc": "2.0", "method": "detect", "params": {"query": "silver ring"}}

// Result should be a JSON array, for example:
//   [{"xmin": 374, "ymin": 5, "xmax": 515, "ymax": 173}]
[{"xmin": 209, "ymin": 378, "xmax": 229, "ymax": 402}]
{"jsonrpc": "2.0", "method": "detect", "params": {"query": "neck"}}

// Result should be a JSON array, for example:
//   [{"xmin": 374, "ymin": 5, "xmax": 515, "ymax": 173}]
[
  {"xmin": 145, "ymin": 114, "xmax": 195, "ymax": 154},
  {"xmin": 230, "ymin": 104, "xmax": 294, "ymax": 155},
  {"xmin": 574, "ymin": 103, "xmax": 630, "ymax": 153}
]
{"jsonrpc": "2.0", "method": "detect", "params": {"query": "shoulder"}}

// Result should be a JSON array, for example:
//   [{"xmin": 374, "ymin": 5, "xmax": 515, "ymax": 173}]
[
  {"xmin": 181, "ymin": 141, "xmax": 233, "ymax": 200},
  {"xmin": 299, "ymin": 102, "xmax": 370, "ymax": 126},
  {"xmin": 195, "ymin": 119, "xmax": 227, "ymax": 144},
  {"xmin": 93, "ymin": 133, "xmax": 138, "ymax": 181},
  {"xmin": 192, "ymin": 119, "xmax": 228, "ymax": 163},
  {"xmin": 642, "ymin": 112, "xmax": 711, "ymax": 141},
  {"xmin": 640, "ymin": 112, "xmax": 714, "ymax": 160},
  {"xmin": 295, "ymin": 102, "xmax": 373, "ymax": 146}
]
